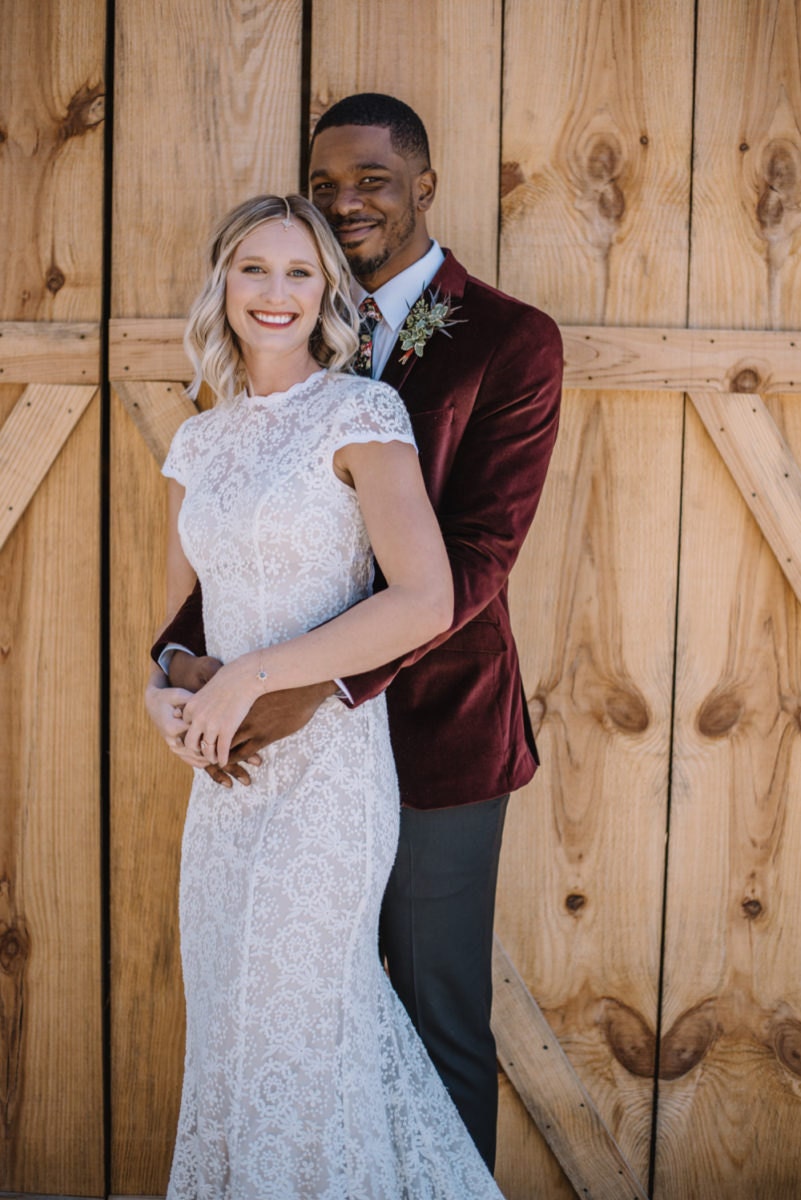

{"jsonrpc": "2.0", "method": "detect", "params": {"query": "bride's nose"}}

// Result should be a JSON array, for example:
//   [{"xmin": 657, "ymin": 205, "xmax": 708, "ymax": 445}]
[{"xmin": 260, "ymin": 273, "xmax": 288, "ymax": 303}]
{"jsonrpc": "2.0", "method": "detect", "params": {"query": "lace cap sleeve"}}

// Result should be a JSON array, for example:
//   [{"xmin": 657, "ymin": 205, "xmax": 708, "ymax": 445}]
[
  {"xmin": 161, "ymin": 418, "xmax": 191, "ymax": 486},
  {"xmin": 331, "ymin": 379, "xmax": 416, "ymax": 454}
]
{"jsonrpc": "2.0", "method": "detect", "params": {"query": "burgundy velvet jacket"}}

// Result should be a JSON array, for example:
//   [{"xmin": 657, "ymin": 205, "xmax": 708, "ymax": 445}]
[{"xmin": 154, "ymin": 251, "xmax": 563, "ymax": 809}]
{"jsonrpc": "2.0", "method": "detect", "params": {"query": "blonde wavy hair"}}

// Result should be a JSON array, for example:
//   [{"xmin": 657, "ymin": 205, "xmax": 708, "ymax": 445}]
[{"xmin": 184, "ymin": 194, "xmax": 360, "ymax": 403}]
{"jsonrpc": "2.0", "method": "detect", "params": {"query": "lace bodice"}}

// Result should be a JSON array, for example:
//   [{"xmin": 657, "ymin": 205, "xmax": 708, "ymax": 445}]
[{"xmin": 162, "ymin": 369, "xmax": 415, "ymax": 663}]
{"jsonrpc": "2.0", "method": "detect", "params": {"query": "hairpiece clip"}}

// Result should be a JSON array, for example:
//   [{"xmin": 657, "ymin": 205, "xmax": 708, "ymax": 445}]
[{"xmin": 281, "ymin": 197, "xmax": 295, "ymax": 230}]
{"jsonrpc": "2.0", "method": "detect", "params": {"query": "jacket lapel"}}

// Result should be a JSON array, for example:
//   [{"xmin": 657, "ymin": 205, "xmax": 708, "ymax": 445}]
[{"xmin": 379, "ymin": 250, "xmax": 468, "ymax": 393}]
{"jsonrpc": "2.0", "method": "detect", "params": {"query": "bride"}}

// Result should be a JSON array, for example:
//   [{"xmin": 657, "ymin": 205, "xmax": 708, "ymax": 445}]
[{"xmin": 153, "ymin": 192, "xmax": 503, "ymax": 1198}]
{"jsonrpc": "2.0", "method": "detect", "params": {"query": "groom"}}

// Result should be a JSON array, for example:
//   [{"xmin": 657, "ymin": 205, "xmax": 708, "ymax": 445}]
[{"xmin": 151, "ymin": 93, "xmax": 562, "ymax": 1169}]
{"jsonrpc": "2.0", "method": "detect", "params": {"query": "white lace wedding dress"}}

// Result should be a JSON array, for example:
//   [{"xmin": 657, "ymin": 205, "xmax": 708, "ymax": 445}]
[{"xmin": 162, "ymin": 368, "xmax": 503, "ymax": 1199}]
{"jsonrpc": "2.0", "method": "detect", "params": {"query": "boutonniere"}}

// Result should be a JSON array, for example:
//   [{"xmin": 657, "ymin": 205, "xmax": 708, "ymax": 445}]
[{"xmin": 398, "ymin": 289, "xmax": 465, "ymax": 365}]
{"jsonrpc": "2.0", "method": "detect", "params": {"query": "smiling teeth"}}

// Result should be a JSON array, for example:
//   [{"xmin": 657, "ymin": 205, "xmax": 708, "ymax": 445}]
[{"xmin": 252, "ymin": 312, "xmax": 294, "ymax": 326}]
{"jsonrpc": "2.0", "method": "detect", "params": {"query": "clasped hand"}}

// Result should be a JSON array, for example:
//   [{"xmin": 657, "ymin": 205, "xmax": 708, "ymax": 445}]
[
  {"xmin": 182, "ymin": 653, "xmax": 264, "ymax": 767},
  {"xmin": 147, "ymin": 650, "xmax": 337, "ymax": 788}
]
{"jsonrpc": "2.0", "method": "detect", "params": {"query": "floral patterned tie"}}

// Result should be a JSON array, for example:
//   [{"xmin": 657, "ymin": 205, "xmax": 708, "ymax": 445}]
[{"xmin": 353, "ymin": 296, "xmax": 382, "ymax": 377}]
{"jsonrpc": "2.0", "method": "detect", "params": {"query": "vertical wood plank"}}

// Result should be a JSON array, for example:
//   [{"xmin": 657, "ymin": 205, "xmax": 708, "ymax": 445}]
[
  {"xmin": 0, "ymin": 0, "xmax": 105, "ymax": 321},
  {"xmin": 689, "ymin": 0, "xmax": 801, "ymax": 329},
  {"xmin": 0, "ymin": 387, "xmax": 103, "ymax": 1194},
  {"xmin": 657, "ymin": 6, "xmax": 801, "ymax": 1193},
  {"xmin": 497, "ymin": 390, "xmax": 683, "ymax": 1193},
  {"xmin": 497, "ymin": 1, "xmax": 694, "ymax": 1189},
  {"xmin": 110, "ymin": 2, "xmax": 303, "ymax": 1189},
  {"xmin": 500, "ymin": 0, "xmax": 695, "ymax": 324},
  {"xmin": 112, "ymin": 0, "xmax": 303, "ymax": 318},
  {"xmin": 655, "ymin": 396, "xmax": 801, "ymax": 1198},
  {"xmin": 496, "ymin": 1075, "xmax": 576, "ymax": 1200},
  {"xmin": 110, "ymin": 389, "xmax": 189, "ymax": 1191},
  {"xmin": 0, "ymin": 0, "xmax": 105, "ymax": 1191},
  {"xmin": 310, "ymin": 0, "xmax": 502, "ymax": 283}
]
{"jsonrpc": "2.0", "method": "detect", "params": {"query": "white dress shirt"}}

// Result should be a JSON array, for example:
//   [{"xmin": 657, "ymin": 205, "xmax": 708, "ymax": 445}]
[{"xmin": 352, "ymin": 240, "xmax": 445, "ymax": 379}]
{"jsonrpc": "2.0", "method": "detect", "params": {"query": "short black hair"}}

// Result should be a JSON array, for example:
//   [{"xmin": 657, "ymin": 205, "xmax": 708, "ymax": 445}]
[{"xmin": 312, "ymin": 93, "xmax": 431, "ymax": 167}]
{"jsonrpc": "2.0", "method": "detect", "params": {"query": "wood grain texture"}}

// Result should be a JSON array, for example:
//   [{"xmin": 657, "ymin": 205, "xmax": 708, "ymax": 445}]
[
  {"xmin": 689, "ymin": 391, "xmax": 801, "ymax": 603},
  {"xmin": 492, "ymin": 938, "xmax": 648, "ymax": 1200},
  {"xmin": 109, "ymin": 319, "xmax": 191, "ymax": 382},
  {"xmin": 112, "ymin": 0, "xmax": 303, "ymax": 317},
  {"xmin": 500, "ymin": 0, "xmax": 694, "ymax": 323},
  {"xmin": 497, "ymin": 390, "xmax": 683, "ymax": 1183},
  {"xmin": 496, "ymin": 1074, "xmax": 576, "ymax": 1200},
  {"xmin": 0, "ymin": 0, "xmax": 105, "ymax": 321},
  {"xmin": 654, "ymin": 396, "xmax": 801, "ymax": 1198},
  {"xmin": 0, "ymin": 386, "xmax": 103, "ymax": 1194},
  {"xmin": 690, "ymin": 0, "xmax": 801, "ymax": 329},
  {"xmin": 114, "ymin": 381, "xmax": 198, "ymax": 466},
  {"xmin": 109, "ymin": 389, "xmax": 190, "ymax": 1193},
  {"xmin": 0, "ymin": 384, "xmax": 98, "ymax": 551},
  {"xmin": 0, "ymin": 1, "xmax": 105, "ymax": 1191},
  {"xmin": 562, "ymin": 325, "xmax": 801, "ymax": 393},
  {"xmin": 310, "ymin": 0, "xmax": 502, "ymax": 283},
  {"xmin": 0, "ymin": 323, "xmax": 100, "ymax": 384}
]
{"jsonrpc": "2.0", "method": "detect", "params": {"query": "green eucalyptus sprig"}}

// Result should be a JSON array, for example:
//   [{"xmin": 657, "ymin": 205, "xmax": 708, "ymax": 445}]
[{"xmin": 398, "ymin": 289, "xmax": 465, "ymax": 365}]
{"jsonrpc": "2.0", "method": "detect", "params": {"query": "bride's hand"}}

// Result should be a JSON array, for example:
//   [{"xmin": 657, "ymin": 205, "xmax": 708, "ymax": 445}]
[{"xmin": 181, "ymin": 654, "xmax": 264, "ymax": 766}]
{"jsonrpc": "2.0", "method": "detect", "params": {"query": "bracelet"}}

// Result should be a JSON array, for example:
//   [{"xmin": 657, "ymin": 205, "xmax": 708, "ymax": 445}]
[{"xmin": 256, "ymin": 653, "xmax": 269, "ymax": 685}]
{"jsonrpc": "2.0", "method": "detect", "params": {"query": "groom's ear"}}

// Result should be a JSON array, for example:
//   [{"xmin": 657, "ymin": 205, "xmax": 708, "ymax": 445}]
[{"xmin": 416, "ymin": 168, "xmax": 437, "ymax": 212}]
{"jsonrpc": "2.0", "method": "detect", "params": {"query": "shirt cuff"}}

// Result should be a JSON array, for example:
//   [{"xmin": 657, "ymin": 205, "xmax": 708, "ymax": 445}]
[{"xmin": 158, "ymin": 643, "xmax": 196, "ymax": 674}]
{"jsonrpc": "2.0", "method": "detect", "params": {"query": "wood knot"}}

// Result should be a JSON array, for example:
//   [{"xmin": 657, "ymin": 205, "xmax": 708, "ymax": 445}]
[
  {"xmin": 565, "ymin": 892, "xmax": 586, "ymax": 914},
  {"xmin": 659, "ymin": 1001, "xmax": 719, "ymax": 1080},
  {"xmin": 605, "ymin": 685, "xmax": 649, "ymax": 734},
  {"xmin": 763, "ymin": 139, "xmax": 800, "ymax": 196},
  {"xmin": 583, "ymin": 135, "xmax": 625, "ymax": 223},
  {"xmin": 0, "ymin": 128, "xmax": 7, "ymax": 144},
  {"xmin": 46, "ymin": 266, "xmax": 66, "ymax": 295},
  {"xmin": 500, "ymin": 161, "xmax": 526, "ymax": 199},
  {"xmin": 586, "ymin": 136, "xmax": 622, "ymax": 182},
  {"xmin": 60, "ymin": 82, "xmax": 106, "ymax": 141},
  {"xmin": 309, "ymin": 95, "xmax": 332, "ymax": 135},
  {"xmin": 772, "ymin": 1018, "xmax": 801, "ymax": 1078},
  {"xmin": 597, "ymin": 180, "xmax": 625, "ymax": 222},
  {"xmin": 757, "ymin": 186, "xmax": 784, "ymax": 230},
  {"xmin": 599, "ymin": 998, "xmax": 656, "ymax": 1078},
  {"xmin": 730, "ymin": 367, "xmax": 760, "ymax": 392},
  {"xmin": 756, "ymin": 139, "xmax": 801, "ymax": 236},
  {"xmin": 527, "ymin": 693, "xmax": 547, "ymax": 735},
  {"xmin": 741, "ymin": 897, "xmax": 763, "ymax": 919},
  {"xmin": 696, "ymin": 688, "xmax": 743, "ymax": 738},
  {"xmin": 0, "ymin": 922, "xmax": 31, "ymax": 975}
]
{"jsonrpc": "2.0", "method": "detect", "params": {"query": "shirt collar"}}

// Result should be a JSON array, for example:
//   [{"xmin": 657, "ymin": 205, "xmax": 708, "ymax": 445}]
[{"xmin": 352, "ymin": 240, "xmax": 445, "ymax": 333}]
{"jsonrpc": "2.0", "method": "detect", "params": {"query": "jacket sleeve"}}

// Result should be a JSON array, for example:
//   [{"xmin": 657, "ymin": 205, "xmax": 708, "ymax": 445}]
[
  {"xmin": 342, "ymin": 305, "xmax": 563, "ymax": 706},
  {"xmin": 150, "ymin": 578, "xmax": 207, "ymax": 665}
]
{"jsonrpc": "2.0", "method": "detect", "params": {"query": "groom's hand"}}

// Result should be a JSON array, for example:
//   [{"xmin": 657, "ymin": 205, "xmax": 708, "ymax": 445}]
[
  {"xmin": 204, "ymin": 680, "xmax": 339, "ymax": 789},
  {"xmin": 168, "ymin": 650, "xmax": 222, "ymax": 692}
]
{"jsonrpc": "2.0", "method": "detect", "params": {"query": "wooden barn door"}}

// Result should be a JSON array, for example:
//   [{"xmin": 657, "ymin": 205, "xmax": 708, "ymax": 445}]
[
  {"xmin": 494, "ymin": 2, "xmax": 801, "ymax": 1199},
  {"xmin": 2, "ymin": 1, "xmax": 801, "ymax": 1197},
  {"xmin": 0, "ymin": 1, "xmax": 106, "ymax": 1193}
]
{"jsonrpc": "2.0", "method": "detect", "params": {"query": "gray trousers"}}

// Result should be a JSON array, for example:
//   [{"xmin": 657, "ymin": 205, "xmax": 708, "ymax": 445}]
[{"xmin": 379, "ymin": 794, "xmax": 509, "ymax": 1171}]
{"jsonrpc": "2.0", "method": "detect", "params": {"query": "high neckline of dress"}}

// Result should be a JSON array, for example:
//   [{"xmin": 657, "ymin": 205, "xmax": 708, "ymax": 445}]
[{"xmin": 244, "ymin": 368, "xmax": 328, "ymax": 406}]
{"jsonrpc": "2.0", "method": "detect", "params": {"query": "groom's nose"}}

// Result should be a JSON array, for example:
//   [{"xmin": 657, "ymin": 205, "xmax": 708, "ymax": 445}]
[{"xmin": 330, "ymin": 184, "xmax": 365, "ymax": 217}]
